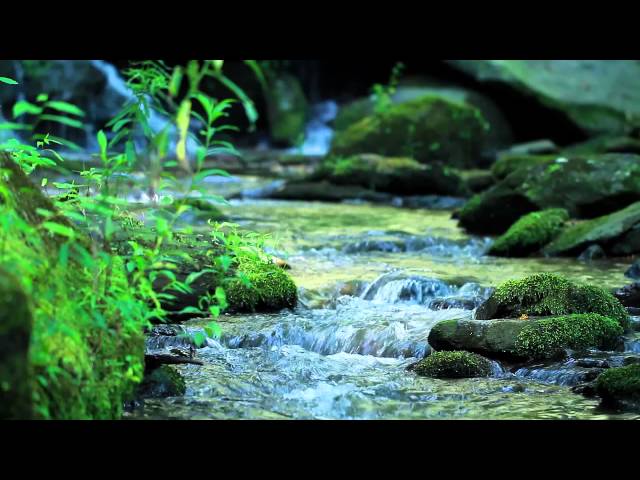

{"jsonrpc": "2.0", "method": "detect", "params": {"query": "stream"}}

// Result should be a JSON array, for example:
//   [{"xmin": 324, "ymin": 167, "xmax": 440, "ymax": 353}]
[{"xmin": 122, "ymin": 174, "xmax": 640, "ymax": 420}]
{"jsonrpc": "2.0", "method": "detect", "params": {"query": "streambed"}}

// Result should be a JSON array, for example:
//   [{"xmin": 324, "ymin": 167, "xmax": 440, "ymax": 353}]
[{"xmin": 132, "ymin": 177, "xmax": 639, "ymax": 420}]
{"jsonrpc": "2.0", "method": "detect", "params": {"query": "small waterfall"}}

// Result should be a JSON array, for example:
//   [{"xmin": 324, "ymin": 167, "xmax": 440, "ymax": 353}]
[{"xmin": 288, "ymin": 100, "xmax": 337, "ymax": 156}]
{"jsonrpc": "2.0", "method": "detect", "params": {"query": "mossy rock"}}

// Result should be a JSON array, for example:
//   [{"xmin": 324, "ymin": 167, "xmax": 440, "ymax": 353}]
[
  {"xmin": 330, "ymin": 95, "xmax": 489, "ymax": 168},
  {"xmin": 457, "ymin": 183, "xmax": 538, "ymax": 235},
  {"xmin": 448, "ymin": 60, "xmax": 640, "ymax": 135},
  {"xmin": 137, "ymin": 365, "xmax": 186, "ymax": 399},
  {"xmin": 0, "ymin": 269, "xmax": 33, "ymax": 419},
  {"xmin": 267, "ymin": 180, "xmax": 391, "ymax": 203},
  {"xmin": 413, "ymin": 350, "xmax": 492, "ymax": 378},
  {"xmin": 459, "ymin": 154, "xmax": 640, "ymax": 235},
  {"xmin": 491, "ymin": 153, "xmax": 557, "ymax": 180},
  {"xmin": 514, "ymin": 314, "xmax": 622, "ymax": 359},
  {"xmin": 310, "ymin": 154, "xmax": 468, "ymax": 196},
  {"xmin": 488, "ymin": 208, "xmax": 569, "ymax": 257},
  {"xmin": 225, "ymin": 257, "xmax": 298, "ymax": 313},
  {"xmin": 563, "ymin": 135, "xmax": 640, "ymax": 156},
  {"xmin": 334, "ymin": 85, "xmax": 513, "ymax": 157},
  {"xmin": 428, "ymin": 314, "xmax": 623, "ymax": 361},
  {"xmin": 595, "ymin": 364, "xmax": 640, "ymax": 408},
  {"xmin": 265, "ymin": 72, "xmax": 308, "ymax": 146},
  {"xmin": 544, "ymin": 201, "xmax": 640, "ymax": 257},
  {"xmin": 475, "ymin": 273, "xmax": 629, "ymax": 329}
]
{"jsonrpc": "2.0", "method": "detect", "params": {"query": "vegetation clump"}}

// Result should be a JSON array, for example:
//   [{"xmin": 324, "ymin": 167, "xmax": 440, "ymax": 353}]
[
  {"xmin": 514, "ymin": 314, "xmax": 623, "ymax": 359},
  {"xmin": 225, "ymin": 256, "xmax": 298, "ymax": 312},
  {"xmin": 488, "ymin": 208, "xmax": 569, "ymax": 257},
  {"xmin": 476, "ymin": 273, "xmax": 629, "ymax": 329},
  {"xmin": 595, "ymin": 364, "xmax": 640, "ymax": 405},
  {"xmin": 330, "ymin": 95, "xmax": 489, "ymax": 168},
  {"xmin": 413, "ymin": 350, "xmax": 492, "ymax": 378}
]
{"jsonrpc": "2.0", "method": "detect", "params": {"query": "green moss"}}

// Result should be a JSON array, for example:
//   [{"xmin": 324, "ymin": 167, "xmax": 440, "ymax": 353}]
[
  {"xmin": 595, "ymin": 364, "xmax": 640, "ymax": 403},
  {"xmin": 330, "ymin": 95, "xmax": 489, "ymax": 168},
  {"xmin": 137, "ymin": 365, "xmax": 186, "ymax": 398},
  {"xmin": 312, "ymin": 154, "xmax": 467, "ymax": 196},
  {"xmin": 514, "ymin": 314, "xmax": 623, "ymax": 359},
  {"xmin": 413, "ymin": 350, "xmax": 492, "ymax": 378},
  {"xmin": 488, "ymin": 273, "xmax": 629, "ymax": 329},
  {"xmin": 225, "ymin": 257, "xmax": 298, "ymax": 312},
  {"xmin": 491, "ymin": 154, "xmax": 556, "ymax": 180},
  {"xmin": 488, "ymin": 208, "xmax": 569, "ymax": 257}
]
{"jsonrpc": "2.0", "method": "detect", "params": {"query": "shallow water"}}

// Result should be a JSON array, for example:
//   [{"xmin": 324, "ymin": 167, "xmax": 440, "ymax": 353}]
[{"xmin": 132, "ymin": 175, "xmax": 639, "ymax": 420}]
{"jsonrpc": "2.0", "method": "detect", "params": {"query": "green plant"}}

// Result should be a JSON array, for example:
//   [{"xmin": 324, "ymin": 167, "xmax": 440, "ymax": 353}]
[{"xmin": 371, "ymin": 62, "xmax": 405, "ymax": 114}]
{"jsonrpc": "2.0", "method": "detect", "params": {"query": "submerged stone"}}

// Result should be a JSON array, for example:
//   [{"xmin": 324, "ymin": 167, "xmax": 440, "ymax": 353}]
[{"xmin": 413, "ymin": 350, "xmax": 492, "ymax": 379}]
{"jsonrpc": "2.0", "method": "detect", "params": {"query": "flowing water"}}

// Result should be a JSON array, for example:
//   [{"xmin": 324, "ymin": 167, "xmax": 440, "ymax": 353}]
[{"xmin": 131, "ymin": 175, "xmax": 640, "ymax": 420}]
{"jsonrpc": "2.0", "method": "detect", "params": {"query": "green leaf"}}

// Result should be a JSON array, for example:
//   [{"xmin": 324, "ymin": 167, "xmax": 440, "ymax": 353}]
[
  {"xmin": 97, "ymin": 130, "xmax": 108, "ymax": 163},
  {"xmin": 36, "ymin": 93, "xmax": 49, "ymax": 102},
  {"xmin": 38, "ymin": 114, "xmax": 84, "ymax": 129},
  {"xmin": 13, "ymin": 100, "xmax": 43, "ymax": 118},
  {"xmin": 45, "ymin": 100, "xmax": 85, "ymax": 117},
  {"xmin": 41, "ymin": 221, "xmax": 76, "ymax": 239},
  {"xmin": 0, "ymin": 76, "xmax": 18, "ymax": 85}
]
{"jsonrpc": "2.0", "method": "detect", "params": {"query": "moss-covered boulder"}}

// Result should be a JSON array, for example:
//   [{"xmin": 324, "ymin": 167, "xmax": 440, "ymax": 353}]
[
  {"xmin": 544, "ymin": 201, "xmax": 640, "ymax": 257},
  {"xmin": 330, "ymin": 95, "xmax": 489, "ymax": 168},
  {"xmin": 563, "ymin": 135, "xmax": 640, "ymax": 156},
  {"xmin": 310, "ymin": 154, "xmax": 467, "ymax": 196},
  {"xmin": 488, "ymin": 208, "xmax": 569, "ymax": 257},
  {"xmin": 428, "ymin": 314, "xmax": 622, "ymax": 361},
  {"xmin": 0, "ymin": 269, "xmax": 33, "ymax": 419},
  {"xmin": 413, "ymin": 350, "xmax": 492, "ymax": 378},
  {"xmin": 225, "ymin": 257, "xmax": 298, "ymax": 313},
  {"xmin": 475, "ymin": 273, "xmax": 629, "ymax": 329},
  {"xmin": 459, "ymin": 154, "xmax": 640, "ymax": 235},
  {"xmin": 595, "ymin": 364, "xmax": 640, "ymax": 409},
  {"xmin": 334, "ymin": 84, "xmax": 513, "ymax": 157},
  {"xmin": 448, "ymin": 60, "xmax": 640, "ymax": 135},
  {"xmin": 265, "ymin": 72, "xmax": 308, "ymax": 146}
]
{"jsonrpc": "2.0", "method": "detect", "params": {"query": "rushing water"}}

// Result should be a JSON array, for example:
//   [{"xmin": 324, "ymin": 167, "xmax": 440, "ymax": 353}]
[{"xmin": 131, "ymin": 175, "xmax": 640, "ymax": 420}]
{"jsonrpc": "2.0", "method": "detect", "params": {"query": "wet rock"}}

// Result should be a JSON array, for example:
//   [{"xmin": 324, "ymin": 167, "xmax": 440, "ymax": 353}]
[
  {"xmin": 429, "ymin": 314, "xmax": 623, "ymax": 361},
  {"xmin": 331, "ymin": 95, "xmax": 489, "ymax": 169},
  {"xmin": 490, "ymin": 153, "xmax": 557, "ymax": 180},
  {"xmin": 575, "ymin": 359, "xmax": 610, "ymax": 369},
  {"xmin": 578, "ymin": 244, "xmax": 606, "ymax": 262},
  {"xmin": 613, "ymin": 282, "xmax": 640, "ymax": 308},
  {"xmin": 429, "ymin": 297, "xmax": 479, "ymax": 311},
  {"xmin": 625, "ymin": 260, "xmax": 640, "ymax": 279},
  {"xmin": 448, "ymin": 60, "xmax": 640, "ymax": 135},
  {"xmin": 488, "ymin": 208, "xmax": 569, "ymax": 257},
  {"xmin": 545, "ymin": 201, "xmax": 640, "ymax": 257},
  {"xmin": 461, "ymin": 154, "xmax": 640, "ymax": 235},
  {"xmin": 463, "ymin": 170, "xmax": 495, "ymax": 193},
  {"xmin": 137, "ymin": 365, "xmax": 186, "ymax": 399},
  {"xmin": 503, "ymin": 139, "xmax": 559, "ymax": 156},
  {"xmin": 475, "ymin": 273, "xmax": 629, "ymax": 330},
  {"xmin": 266, "ymin": 180, "xmax": 391, "ymax": 203},
  {"xmin": 413, "ymin": 350, "xmax": 492, "ymax": 379},
  {"xmin": 563, "ymin": 135, "xmax": 640, "ymax": 156},
  {"xmin": 310, "ymin": 154, "xmax": 468, "ymax": 197},
  {"xmin": 391, "ymin": 195, "xmax": 467, "ymax": 210}
]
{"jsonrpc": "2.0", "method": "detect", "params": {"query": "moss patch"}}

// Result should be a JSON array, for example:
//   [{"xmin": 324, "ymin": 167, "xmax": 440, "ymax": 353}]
[
  {"xmin": 488, "ymin": 208, "xmax": 569, "ymax": 257},
  {"xmin": 225, "ymin": 257, "xmax": 298, "ymax": 313},
  {"xmin": 514, "ymin": 314, "xmax": 623, "ymax": 359},
  {"xmin": 414, "ymin": 350, "xmax": 492, "ymax": 378},
  {"xmin": 491, "ymin": 154, "xmax": 556, "ymax": 180},
  {"xmin": 476, "ymin": 273, "xmax": 629, "ymax": 329},
  {"xmin": 595, "ymin": 364, "xmax": 640, "ymax": 404}
]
